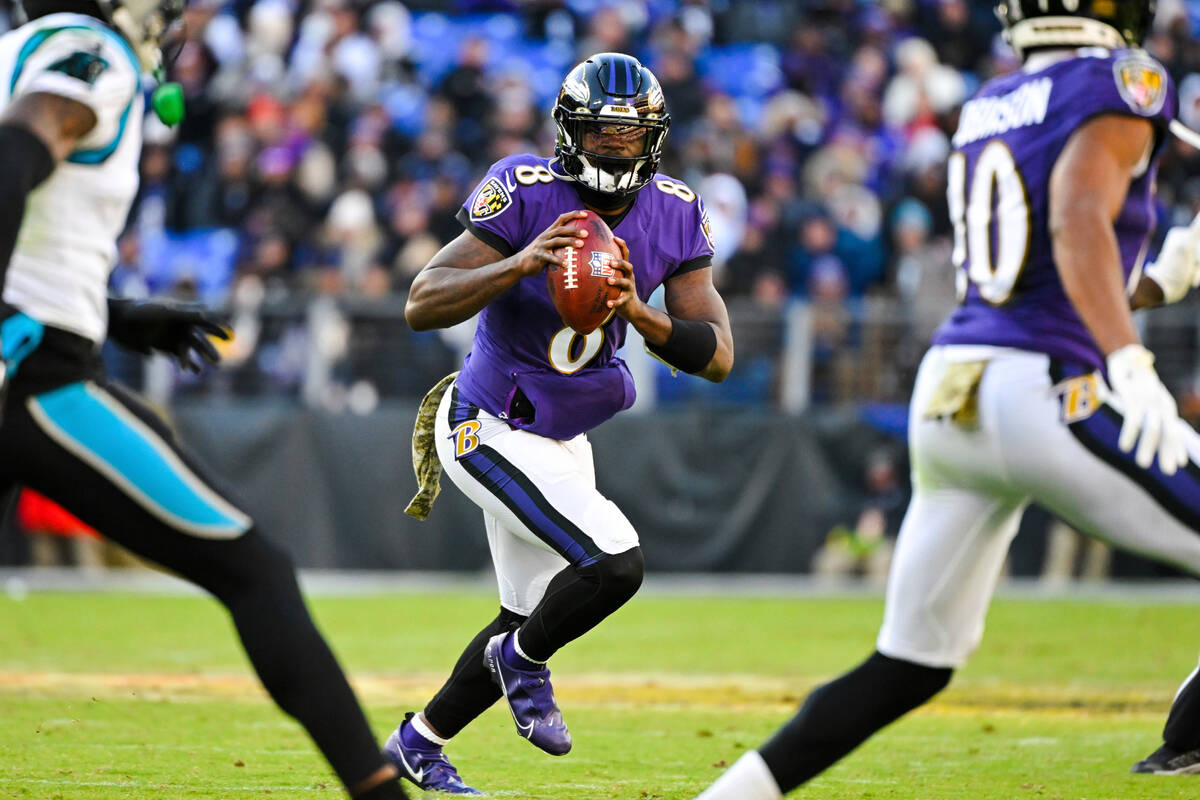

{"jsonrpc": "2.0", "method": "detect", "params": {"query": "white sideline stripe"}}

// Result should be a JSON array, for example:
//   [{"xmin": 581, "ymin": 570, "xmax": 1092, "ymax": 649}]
[
  {"xmin": 26, "ymin": 383, "xmax": 251, "ymax": 539},
  {"xmin": 3, "ymin": 569, "xmax": 1200, "ymax": 602}
]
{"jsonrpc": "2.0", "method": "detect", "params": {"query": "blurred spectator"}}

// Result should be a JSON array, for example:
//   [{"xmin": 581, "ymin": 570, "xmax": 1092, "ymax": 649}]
[
  {"xmin": 71, "ymin": 0, "xmax": 1200, "ymax": 407},
  {"xmin": 17, "ymin": 490, "xmax": 104, "ymax": 570}
]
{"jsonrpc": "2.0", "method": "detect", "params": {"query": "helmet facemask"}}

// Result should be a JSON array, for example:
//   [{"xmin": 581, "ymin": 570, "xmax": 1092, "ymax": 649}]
[
  {"xmin": 553, "ymin": 53, "xmax": 671, "ymax": 203},
  {"xmin": 554, "ymin": 109, "xmax": 668, "ymax": 196},
  {"xmin": 106, "ymin": 0, "xmax": 185, "ymax": 71}
]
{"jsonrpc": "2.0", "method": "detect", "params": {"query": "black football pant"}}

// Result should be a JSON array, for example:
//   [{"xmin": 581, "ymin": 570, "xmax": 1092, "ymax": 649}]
[{"xmin": 3, "ymin": 355, "xmax": 404, "ymax": 797}]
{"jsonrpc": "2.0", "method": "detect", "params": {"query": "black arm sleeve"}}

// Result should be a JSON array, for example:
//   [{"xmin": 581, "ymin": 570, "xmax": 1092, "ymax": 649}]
[
  {"xmin": 646, "ymin": 316, "xmax": 718, "ymax": 374},
  {"xmin": 0, "ymin": 124, "xmax": 56, "ymax": 288}
]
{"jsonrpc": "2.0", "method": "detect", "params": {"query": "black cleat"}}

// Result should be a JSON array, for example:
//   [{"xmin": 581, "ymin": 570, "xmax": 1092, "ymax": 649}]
[{"xmin": 1132, "ymin": 745, "xmax": 1200, "ymax": 775}]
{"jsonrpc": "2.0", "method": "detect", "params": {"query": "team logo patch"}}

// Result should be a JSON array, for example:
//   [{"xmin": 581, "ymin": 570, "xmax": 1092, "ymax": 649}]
[
  {"xmin": 1114, "ymin": 55, "xmax": 1167, "ymax": 117},
  {"xmin": 589, "ymin": 251, "xmax": 615, "ymax": 278},
  {"xmin": 470, "ymin": 177, "xmax": 512, "ymax": 221},
  {"xmin": 47, "ymin": 48, "xmax": 109, "ymax": 85},
  {"xmin": 700, "ymin": 209, "xmax": 716, "ymax": 252}
]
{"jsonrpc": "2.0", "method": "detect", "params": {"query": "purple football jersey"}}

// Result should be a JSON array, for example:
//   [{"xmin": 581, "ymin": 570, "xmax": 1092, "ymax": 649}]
[
  {"xmin": 453, "ymin": 154, "xmax": 714, "ymax": 440},
  {"xmin": 933, "ymin": 49, "xmax": 1177, "ymax": 368}
]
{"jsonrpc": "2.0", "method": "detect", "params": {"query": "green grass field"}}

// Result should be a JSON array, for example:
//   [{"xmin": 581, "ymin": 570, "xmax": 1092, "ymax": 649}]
[{"xmin": 2, "ymin": 587, "xmax": 1199, "ymax": 799}]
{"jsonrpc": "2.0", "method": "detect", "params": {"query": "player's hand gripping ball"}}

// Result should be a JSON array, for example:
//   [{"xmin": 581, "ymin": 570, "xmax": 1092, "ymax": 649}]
[{"xmin": 546, "ymin": 210, "xmax": 622, "ymax": 335}]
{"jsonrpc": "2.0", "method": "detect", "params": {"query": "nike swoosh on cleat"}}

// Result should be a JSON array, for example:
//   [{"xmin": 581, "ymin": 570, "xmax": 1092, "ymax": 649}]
[
  {"xmin": 494, "ymin": 658, "xmax": 536, "ymax": 738},
  {"xmin": 397, "ymin": 750, "xmax": 424, "ymax": 784}
]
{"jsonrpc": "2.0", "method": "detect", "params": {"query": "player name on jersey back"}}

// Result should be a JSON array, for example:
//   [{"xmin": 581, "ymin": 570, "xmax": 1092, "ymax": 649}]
[{"xmin": 952, "ymin": 77, "xmax": 1052, "ymax": 148}]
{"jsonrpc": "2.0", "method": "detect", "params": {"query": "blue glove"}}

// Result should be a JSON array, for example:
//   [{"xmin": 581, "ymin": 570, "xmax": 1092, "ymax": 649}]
[{"xmin": 0, "ymin": 311, "xmax": 44, "ymax": 379}]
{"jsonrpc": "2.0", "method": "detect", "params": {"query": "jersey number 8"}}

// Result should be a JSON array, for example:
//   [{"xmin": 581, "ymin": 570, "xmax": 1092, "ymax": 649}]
[{"xmin": 948, "ymin": 141, "xmax": 1031, "ymax": 305}]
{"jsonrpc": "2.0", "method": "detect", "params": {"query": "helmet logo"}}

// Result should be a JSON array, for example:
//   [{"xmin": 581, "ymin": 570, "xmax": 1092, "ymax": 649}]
[
  {"xmin": 470, "ymin": 177, "xmax": 513, "ymax": 221},
  {"xmin": 564, "ymin": 75, "xmax": 590, "ymax": 103}
]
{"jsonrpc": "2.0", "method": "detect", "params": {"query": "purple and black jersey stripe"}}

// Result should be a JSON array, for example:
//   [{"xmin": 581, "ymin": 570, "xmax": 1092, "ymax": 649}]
[
  {"xmin": 1050, "ymin": 362, "xmax": 1200, "ymax": 537},
  {"xmin": 446, "ymin": 387, "xmax": 605, "ymax": 567}
]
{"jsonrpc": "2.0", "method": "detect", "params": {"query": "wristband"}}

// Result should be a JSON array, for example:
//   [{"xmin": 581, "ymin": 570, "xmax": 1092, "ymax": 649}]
[{"xmin": 646, "ymin": 317, "xmax": 717, "ymax": 374}]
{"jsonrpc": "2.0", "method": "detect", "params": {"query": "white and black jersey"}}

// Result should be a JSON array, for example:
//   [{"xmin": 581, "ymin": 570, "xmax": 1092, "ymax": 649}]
[{"xmin": 0, "ymin": 12, "xmax": 142, "ymax": 344}]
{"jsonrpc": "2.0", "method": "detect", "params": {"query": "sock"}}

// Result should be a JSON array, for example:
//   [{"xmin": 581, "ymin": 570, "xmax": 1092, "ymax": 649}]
[
  {"xmin": 695, "ymin": 751, "xmax": 782, "ymax": 800},
  {"xmin": 1164, "ymin": 662, "xmax": 1200, "ymax": 751},
  {"xmin": 504, "ymin": 630, "xmax": 545, "ymax": 669},
  {"xmin": 424, "ymin": 608, "xmax": 525, "ymax": 739},
  {"xmin": 759, "ymin": 651, "xmax": 952, "ymax": 791},
  {"xmin": 211, "ymin": 532, "xmax": 401, "ymax": 790},
  {"xmin": 403, "ymin": 713, "xmax": 448, "ymax": 748}
]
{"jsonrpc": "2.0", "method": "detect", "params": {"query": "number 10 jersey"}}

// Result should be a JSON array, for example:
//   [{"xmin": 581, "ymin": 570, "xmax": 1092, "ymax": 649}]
[{"xmin": 933, "ymin": 48, "xmax": 1177, "ymax": 369}]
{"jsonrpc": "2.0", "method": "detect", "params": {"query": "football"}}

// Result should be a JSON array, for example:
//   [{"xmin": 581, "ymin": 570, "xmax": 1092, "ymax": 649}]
[{"xmin": 546, "ymin": 210, "xmax": 622, "ymax": 335}]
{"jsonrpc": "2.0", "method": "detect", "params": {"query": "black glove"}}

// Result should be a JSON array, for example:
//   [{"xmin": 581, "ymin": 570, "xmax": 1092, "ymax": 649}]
[{"xmin": 106, "ymin": 299, "xmax": 230, "ymax": 372}]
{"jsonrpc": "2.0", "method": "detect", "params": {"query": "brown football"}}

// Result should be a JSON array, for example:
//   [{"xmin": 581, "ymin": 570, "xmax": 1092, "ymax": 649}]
[{"xmin": 546, "ymin": 210, "xmax": 622, "ymax": 335}]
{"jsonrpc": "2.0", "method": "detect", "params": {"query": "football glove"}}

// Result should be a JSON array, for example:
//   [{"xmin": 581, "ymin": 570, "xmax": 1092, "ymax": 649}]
[
  {"xmin": 0, "ymin": 311, "xmax": 45, "ymax": 378},
  {"xmin": 107, "ymin": 299, "xmax": 229, "ymax": 373},
  {"xmin": 1105, "ymin": 343, "xmax": 1189, "ymax": 475},
  {"xmin": 1144, "ymin": 221, "xmax": 1200, "ymax": 304}
]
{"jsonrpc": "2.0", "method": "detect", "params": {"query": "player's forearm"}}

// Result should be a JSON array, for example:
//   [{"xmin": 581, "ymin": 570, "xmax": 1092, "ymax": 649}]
[
  {"xmin": 1051, "ymin": 205, "xmax": 1140, "ymax": 356},
  {"xmin": 626, "ymin": 303, "xmax": 733, "ymax": 382},
  {"xmin": 404, "ymin": 259, "xmax": 526, "ymax": 331},
  {"xmin": 0, "ymin": 123, "xmax": 56, "ymax": 287}
]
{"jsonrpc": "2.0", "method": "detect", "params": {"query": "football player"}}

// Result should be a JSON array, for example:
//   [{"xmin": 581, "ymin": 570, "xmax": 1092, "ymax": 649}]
[
  {"xmin": 696, "ymin": 2, "xmax": 1200, "ymax": 797},
  {"xmin": 0, "ymin": 1, "xmax": 408, "ymax": 796},
  {"xmin": 386, "ymin": 52, "xmax": 734, "ymax": 793}
]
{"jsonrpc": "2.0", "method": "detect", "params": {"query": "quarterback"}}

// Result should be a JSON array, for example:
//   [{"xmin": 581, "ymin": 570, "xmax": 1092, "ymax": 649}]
[
  {"xmin": 0, "ymin": 0, "xmax": 409, "ymax": 796},
  {"xmin": 386, "ymin": 52, "xmax": 733, "ymax": 794},
  {"xmin": 698, "ymin": 2, "xmax": 1200, "ymax": 797}
]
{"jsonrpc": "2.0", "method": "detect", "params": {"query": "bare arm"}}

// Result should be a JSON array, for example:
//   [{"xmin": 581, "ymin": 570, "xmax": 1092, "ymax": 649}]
[
  {"xmin": 1, "ymin": 91, "xmax": 97, "ymax": 161},
  {"xmin": 1048, "ymin": 114, "xmax": 1154, "ymax": 355},
  {"xmin": 405, "ymin": 211, "xmax": 589, "ymax": 331},
  {"xmin": 660, "ymin": 268, "xmax": 734, "ymax": 382}
]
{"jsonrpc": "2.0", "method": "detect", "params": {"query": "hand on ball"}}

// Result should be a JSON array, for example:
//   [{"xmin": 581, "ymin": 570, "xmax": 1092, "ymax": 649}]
[
  {"xmin": 515, "ymin": 210, "xmax": 589, "ymax": 278},
  {"xmin": 605, "ymin": 236, "xmax": 643, "ymax": 321}
]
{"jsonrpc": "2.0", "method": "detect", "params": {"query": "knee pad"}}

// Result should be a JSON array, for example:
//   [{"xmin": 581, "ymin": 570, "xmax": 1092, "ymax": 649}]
[{"xmin": 586, "ymin": 547, "xmax": 644, "ymax": 604}]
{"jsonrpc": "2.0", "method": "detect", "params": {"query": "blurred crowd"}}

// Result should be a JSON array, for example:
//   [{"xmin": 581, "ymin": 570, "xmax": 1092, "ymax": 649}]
[{"xmin": 6, "ymin": 0, "xmax": 1200, "ymax": 405}]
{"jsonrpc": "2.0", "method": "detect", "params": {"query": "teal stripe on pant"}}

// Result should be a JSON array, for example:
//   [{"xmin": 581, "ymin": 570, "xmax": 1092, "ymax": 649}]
[{"xmin": 27, "ymin": 381, "xmax": 251, "ymax": 539}]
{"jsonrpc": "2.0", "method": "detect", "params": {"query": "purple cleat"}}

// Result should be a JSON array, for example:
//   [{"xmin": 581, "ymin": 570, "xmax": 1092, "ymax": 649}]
[
  {"xmin": 383, "ymin": 713, "xmax": 483, "ymax": 795},
  {"xmin": 483, "ymin": 632, "xmax": 572, "ymax": 756}
]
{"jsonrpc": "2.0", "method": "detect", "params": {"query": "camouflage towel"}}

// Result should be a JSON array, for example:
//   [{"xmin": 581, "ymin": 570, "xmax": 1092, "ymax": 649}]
[{"xmin": 404, "ymin": 371, "xmax": 459, "ymax": 520}]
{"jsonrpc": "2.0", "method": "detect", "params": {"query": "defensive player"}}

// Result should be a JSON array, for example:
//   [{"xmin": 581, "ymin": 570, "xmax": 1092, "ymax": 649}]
[
  {"xmin": 385, "ymin": 52, "xmax": 733, "ymax": 793},
  {"xmin": 696, "ymin": 2, "xmax": 1200, "ymax": 797},
  {"xmin": 0, "ymin": 1, "xmax": 409, "ymax": 796}
]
